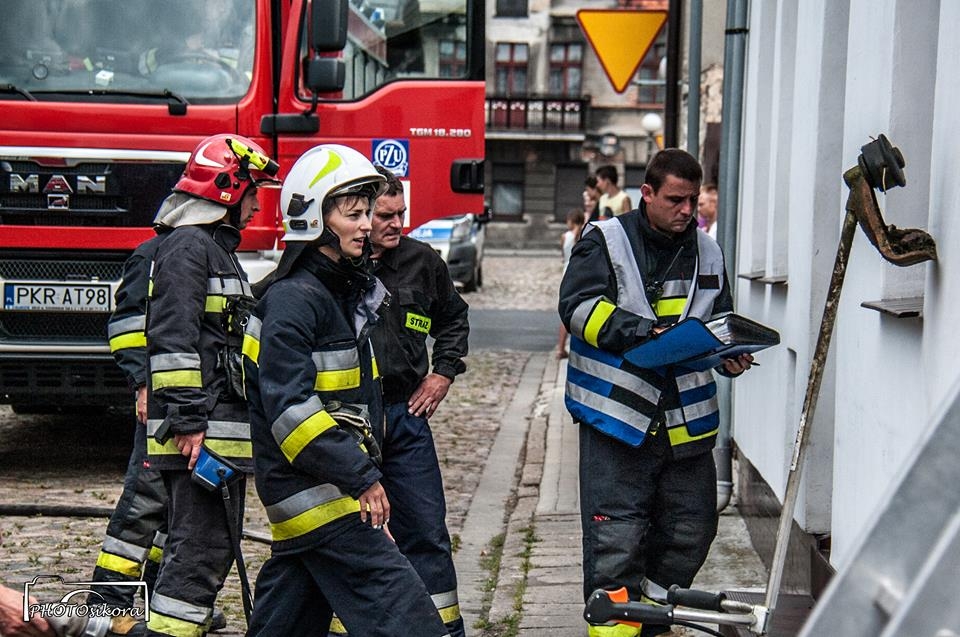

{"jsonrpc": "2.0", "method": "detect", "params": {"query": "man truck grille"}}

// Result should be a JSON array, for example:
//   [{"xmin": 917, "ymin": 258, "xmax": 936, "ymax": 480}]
[
  {"xmin": 0, "ymin": 312, "xmax": 110, "ymax": 341},
  {"xmin": 0, "ymin": 257, "xmax": 124, "ymax": 342},
  {"xmin": 0, "ymin": 258, "xmax": 124, "ymax": 281},
  {"xmin": 0, "ymin": 159, "xmax": 183, "ymax": 228}
]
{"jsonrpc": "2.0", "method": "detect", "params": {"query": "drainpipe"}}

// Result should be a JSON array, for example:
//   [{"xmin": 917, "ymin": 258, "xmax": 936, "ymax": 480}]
[
  {"xmin": 664, "ymin": 0, "xmax": 683, "ymax": 147},
  {"xmin": 714, "ymin": 0, "xmax": 749, "ymax": 512},
  {"xmin": 687, "ymin": 0, "xmax": 703, "ymax": 159}
]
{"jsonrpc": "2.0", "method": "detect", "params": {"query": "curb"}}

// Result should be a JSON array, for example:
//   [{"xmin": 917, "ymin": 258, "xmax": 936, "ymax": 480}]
[
  {"xmin": 455, "ymin": 352, "xmax": 547, "ymax": 630},
  {"xmin": 486, "ymin": 354, "xmax": 559, "ymax": 628}
]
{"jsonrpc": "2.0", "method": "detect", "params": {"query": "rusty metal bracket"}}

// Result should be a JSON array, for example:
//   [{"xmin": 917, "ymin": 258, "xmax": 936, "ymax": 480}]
[
  {"xmin": 764, "ymin": 134, "xmax": 935, "ymax": 623},
  {"xmin": 843, "ymin": 134, "xmax": 937, "ymax": 266}
]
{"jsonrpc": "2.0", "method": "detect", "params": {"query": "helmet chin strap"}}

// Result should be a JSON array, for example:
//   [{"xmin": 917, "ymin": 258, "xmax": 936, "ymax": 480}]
[
  {"xmin": 317, "ymin": 225, "xmax": 372, "ymax": 270},
  {"xmin": 317, "ymin": 225, "xmax": 341, "ymax": 252},
  {"xmin": 350, "ymin": 235, "xmax": 374, "ymax": 268}
]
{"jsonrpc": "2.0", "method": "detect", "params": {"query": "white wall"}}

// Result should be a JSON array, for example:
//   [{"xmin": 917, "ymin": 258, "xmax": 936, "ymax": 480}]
[{"xmin": 733, "ymin": 0, "xmax": 957, "ymax": 569}]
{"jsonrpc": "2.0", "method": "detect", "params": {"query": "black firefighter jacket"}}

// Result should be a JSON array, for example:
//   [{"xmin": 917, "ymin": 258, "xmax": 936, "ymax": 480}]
[
  {"xmin": 107, "ymin": 231, "xmax": 167, "ymax": 392},
  {"xmin": 243, "ymin": 250, "xmax": 387, "ymax": 554},
  {"xmin": 371, "ymin": 236, "xmax": 469, "ymax": 404},
  {"xmin": 145, "ymin": 223, "xmax": 254, "ymax": 472}
]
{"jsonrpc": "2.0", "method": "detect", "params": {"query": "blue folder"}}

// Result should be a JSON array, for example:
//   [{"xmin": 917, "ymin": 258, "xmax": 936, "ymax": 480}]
[{"xmin": 622, "ymin": 318, "xmax": 776, "ymax": 372}]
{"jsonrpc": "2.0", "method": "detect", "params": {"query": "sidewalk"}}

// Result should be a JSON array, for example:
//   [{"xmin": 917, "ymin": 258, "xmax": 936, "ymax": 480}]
[{"xmin": 457, "ymin": 352, "xmax": 768, "ymax": 636}]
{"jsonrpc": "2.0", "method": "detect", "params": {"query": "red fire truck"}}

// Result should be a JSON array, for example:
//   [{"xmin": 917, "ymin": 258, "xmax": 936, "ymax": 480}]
[{"xmin": 0, "ymin": 0, "xmax": 484, "ymax": 412}]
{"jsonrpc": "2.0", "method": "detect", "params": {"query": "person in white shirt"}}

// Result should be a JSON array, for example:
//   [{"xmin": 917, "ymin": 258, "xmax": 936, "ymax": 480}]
[{"xmin": 595, "ymin": 165, "xmax": 633, "ymax": 217}]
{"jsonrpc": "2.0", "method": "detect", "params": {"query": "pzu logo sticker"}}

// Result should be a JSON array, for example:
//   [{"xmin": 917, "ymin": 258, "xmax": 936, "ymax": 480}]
[{"xmin": 372, "ymin": 139, "xmax": 409, "ymax": 177}]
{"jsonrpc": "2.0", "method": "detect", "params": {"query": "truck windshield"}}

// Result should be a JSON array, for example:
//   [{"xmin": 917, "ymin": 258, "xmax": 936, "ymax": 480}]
[{"xmin": 0, "ymin": 0, "xmax": 255, "ymax": 102}]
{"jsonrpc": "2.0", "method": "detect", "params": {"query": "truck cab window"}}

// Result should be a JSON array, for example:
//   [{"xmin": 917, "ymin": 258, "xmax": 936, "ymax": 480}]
[{"xmin": 300, "ymin": 0, "xmax": 471, "ymax": 101}]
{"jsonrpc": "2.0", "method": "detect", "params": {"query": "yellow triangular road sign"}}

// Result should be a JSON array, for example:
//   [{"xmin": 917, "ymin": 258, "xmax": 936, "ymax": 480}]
[{"xmin": 576, "ymin": 9, "xmax": 668, "ymax": 94}]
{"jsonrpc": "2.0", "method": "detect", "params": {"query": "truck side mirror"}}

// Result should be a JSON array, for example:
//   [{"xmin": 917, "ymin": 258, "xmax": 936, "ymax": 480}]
[
  {"xmin": 311, "ymin": 0, "xmax": 348, "ymax": 52},
  {"xmin": 304, "ymin": 57, "xmax": 345, "ymax": 93}
]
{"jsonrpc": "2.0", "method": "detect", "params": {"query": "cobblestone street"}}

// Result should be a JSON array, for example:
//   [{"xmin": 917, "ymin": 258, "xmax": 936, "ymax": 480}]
[{"xmin": 0, "ymin": 252, "xmax": 565, "ymax": 633}]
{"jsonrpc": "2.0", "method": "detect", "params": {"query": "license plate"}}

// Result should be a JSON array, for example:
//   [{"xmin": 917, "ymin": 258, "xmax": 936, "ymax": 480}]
[{"xmin": 3, "ymin": 282, "xmax": 112, "ymax": 312}]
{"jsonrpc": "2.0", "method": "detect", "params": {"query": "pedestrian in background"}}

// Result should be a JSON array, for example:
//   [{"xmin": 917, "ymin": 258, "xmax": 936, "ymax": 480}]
[
  {"xmin": 243, "ymin": 145, "xmax": 447, "ymax": 637},
  {"xmin": 557, "ymin": 208, "xmax": 585, "ymax": 359},
  {"xmin": 560, "ymin": 149, "xmax": 754, "ymax": 637},
  {"xmin": 595, "ymin": 165, "xmax": 633, "ymax": 218},
  {"xmin": 697, "ymin": 182, "xmax": 719, "ymax": 239},
  {"xmin": 144, "ymin": 134, "xmax": 275, "ymax": 637},
  {"xmin": 583, "ymin": 176, "xmax": 602, "ymax": 221},
  {"xmin": 365, "ymin": 165, "xmax": 470, "ymax": 637}
]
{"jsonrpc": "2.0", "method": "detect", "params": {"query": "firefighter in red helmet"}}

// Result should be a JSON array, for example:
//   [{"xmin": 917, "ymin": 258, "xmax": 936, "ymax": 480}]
[{"xmin": 142, "ymin": 134, "xmax": 277, "ymax": 637}]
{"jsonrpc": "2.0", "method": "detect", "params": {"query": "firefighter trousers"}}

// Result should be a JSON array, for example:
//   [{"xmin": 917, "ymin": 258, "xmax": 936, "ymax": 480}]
[
  {"xmin": 146, "ymin": 470, "xmax": 243, "ymax": 637},
  {"xmin": 247, "ymin": 517, "xmax": 450, "ymax": 637},
  {"xmin": 91, "ymin": 420, "xmax": 167, "ymax": 608},
  {"xmin": 579, "ymin": 422, "xmax": 719, "ymax": 637},
  {"xmin": 379, "ymin": 402, "xmax": 464, "ymax": 637}
]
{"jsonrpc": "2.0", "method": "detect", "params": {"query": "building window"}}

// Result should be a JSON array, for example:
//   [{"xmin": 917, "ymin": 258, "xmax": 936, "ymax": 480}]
[
  {"xmin": 548, "ymin": 43, "xmax": 583, "ymax": 96},
  {"xmin": 496, "ymin": 0, "xmax": 528, "ymax": 18},
  {"xmin": 492, "ymin": 163, "xmax": 524, "ymax": 220},
  {"xmin": 624, "ymin": 165, "xmax": 646, "ymax": 213},
  {"xmin": 554, "ymin": 164, "xmax": 588, "ymax": 222},
  {"xmin": 439, "ymin": 39, "xmax": 466, "ymax": 78},
  {"xmin": 495, "ymin": 43, "xmax": 528, "ymax": 95},
  {"xmin": 636, "ymin": 37, "xmax": 667, "ymax": 108}
]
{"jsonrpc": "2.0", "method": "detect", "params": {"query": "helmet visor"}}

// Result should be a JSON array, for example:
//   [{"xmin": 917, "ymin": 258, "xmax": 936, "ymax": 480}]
[{"xmin": 328, "ymin": 177, "xmax": 386, "ymax": 203}]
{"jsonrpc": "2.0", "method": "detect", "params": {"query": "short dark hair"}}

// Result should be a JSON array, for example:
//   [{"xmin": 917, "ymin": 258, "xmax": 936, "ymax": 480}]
[
  {"xmin": 702, "ymin": 182, "xmax": 718, "ymax": 194},
  {"xmin": 595, "ymin": 165, "xmax": 618, "ymax": 184},
  {"xmin": 584, "ymin": 176, "xmax": 598, "ymax": 189},
  {"xmin": 644, "ymin": 149, "xmax": 702, "ymax": 191},
  {"xmin": 374, "ymin": 165, "xmax": 404, "ymax": 197}
]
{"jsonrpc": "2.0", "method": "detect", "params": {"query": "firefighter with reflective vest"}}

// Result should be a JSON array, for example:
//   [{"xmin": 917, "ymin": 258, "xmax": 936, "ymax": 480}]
[
  {"xmin": 242, "ymin": 145, "xmax": 449, "ymax": 637},
  {"xmin": 143, "ymin": 133, "xmax": 278, "ymax": 637},
  {"xmin": 558, "ymin": 149, "xmax": 755, "ymax": 637}
]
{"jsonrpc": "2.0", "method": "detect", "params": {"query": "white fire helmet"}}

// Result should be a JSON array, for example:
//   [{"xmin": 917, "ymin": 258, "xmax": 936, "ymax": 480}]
[{"xmin": 279, "ymin": 144, "xmax": 386, "ymax": 243}]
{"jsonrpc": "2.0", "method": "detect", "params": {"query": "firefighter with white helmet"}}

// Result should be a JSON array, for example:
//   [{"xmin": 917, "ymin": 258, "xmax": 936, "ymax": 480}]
[
  {"xmin": 143, "ymin": 133, "xmax": 277, "ymax": 637},
  {"xmin": 243, "ymin": 145, "xmax": 449, "ymax": 637}
]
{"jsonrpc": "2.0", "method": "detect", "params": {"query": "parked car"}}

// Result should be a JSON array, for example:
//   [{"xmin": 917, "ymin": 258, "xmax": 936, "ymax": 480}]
[{"xmin": 408, "ymin": 210, "xmax": 490, "ymax": 292}]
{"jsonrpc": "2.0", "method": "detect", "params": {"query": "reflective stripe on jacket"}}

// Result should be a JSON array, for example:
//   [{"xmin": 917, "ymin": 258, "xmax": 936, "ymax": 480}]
[
  {"xmin": 564, "ymin": 215, "xmax": 725, "ymax": 449},
  {"xmin": 243, "ymin": 265, "xmax": 386, "ymax": 554}
]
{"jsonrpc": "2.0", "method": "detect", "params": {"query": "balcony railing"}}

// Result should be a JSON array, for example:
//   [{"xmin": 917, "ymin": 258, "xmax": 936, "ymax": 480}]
[{"xmin": 485, "ymin": 95, "xmax": 589, "ymax": 132}]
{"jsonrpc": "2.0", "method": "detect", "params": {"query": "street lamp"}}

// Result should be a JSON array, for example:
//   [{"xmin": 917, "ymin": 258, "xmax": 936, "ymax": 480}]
[{"xmin": 641, "ymin": 112, "xmax": 663, "ymax": 163}]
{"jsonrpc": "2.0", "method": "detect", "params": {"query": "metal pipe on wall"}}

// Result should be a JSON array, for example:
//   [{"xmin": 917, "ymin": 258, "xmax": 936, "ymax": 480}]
[
  {"xmin": 664, "ymin": 0, "xmax": 683, "ymax": 148},
  {"xmin": 687, "ymin": 0, "xmax": 703, "ymax": 159},
  {"xmin": 714, "ymin": 0, "xmax": 749, "ymax": 512}
]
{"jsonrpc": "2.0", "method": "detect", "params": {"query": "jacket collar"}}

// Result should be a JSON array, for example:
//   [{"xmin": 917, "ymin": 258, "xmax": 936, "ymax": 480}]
[{"xmin": 372, "ymin": 238, "xmax": 403, "ymax": 273}]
